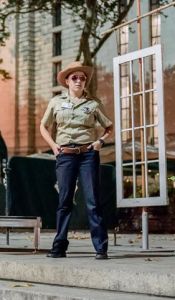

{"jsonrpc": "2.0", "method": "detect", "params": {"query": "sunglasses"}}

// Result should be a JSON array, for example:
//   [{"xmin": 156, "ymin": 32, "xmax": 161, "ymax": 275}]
[{"xmin": 70, "ymin": 75, "xmax": 87, "ymax": 82}]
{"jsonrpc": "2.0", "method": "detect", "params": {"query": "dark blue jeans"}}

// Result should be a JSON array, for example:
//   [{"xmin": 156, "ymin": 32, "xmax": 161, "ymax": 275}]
[{"xmin": 52, "ymin": 149, "xmax": 108, "ymax": 254}]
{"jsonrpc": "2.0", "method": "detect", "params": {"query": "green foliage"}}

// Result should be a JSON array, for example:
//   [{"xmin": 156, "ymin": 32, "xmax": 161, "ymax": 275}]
[
  {"xmin": 0, "ymin": 59, "xmax": 11, "ymax": 80},
  {"xmin": 168, "ymin": 176, "xmax": 175, "ymax": 182}
]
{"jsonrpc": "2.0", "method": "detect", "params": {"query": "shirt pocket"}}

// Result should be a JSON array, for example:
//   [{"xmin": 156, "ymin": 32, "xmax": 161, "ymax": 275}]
[
  {"xmin": 80, "ymin": 107, "xmax": 95, "ymax": 126},
  {"xmin": 54, "ymin": 108, "xmax": 64, "ymax": 125},
  {"xmin": 55, "ymin": 107, "xmax": 72, "ymax": 125}
]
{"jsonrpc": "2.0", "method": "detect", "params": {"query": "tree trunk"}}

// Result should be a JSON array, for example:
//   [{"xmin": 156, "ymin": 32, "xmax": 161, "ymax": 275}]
[
  {"xmin": 91, "ymin": 0, "xmax": 135, "ymax": 58},
  {"xmin": 76, "ymin": 0, "xmax": 97, "ymax": 95},
  {"xmin": 76, "ymin": 0, "xmax": 135, "ymax": 95}
]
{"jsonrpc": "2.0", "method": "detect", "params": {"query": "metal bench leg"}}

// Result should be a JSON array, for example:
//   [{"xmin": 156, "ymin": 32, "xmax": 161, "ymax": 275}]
[
  {"xmin": 34, "ymin": 217, "xmax": 41, "ymax": 250},
  {"xmin": 114, "ymin": 227, "xmax": 119, "ymax": 246},
  {"xmin": 114, "ymin": 231, "xmax": 116, "ymax": 246},
  {"xmin": 6, "ymin": 228, "xmax": 10, "ymax": 245},
  {"xmin": 34, "ymin": 226, "xmax": 38, "ymax": 250}
]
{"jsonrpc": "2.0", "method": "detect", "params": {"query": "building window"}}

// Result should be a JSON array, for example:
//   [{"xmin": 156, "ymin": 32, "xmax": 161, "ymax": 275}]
[
  {"xmin": 53, "ymin": 61, "xmax": 62, "ymax": 86},
  {"xmin": 53, "ymin": 3, "xmax": 61, "ymax": 27},
  {"xmin": 53, "ymin": 32, "xmax": 61, "ymax": 56}
]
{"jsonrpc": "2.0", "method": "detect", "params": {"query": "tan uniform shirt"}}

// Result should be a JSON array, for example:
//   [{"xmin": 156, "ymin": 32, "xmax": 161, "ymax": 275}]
[{"xmin": 41, "ymin": 93, "xmax": 112, "ymax": 146}]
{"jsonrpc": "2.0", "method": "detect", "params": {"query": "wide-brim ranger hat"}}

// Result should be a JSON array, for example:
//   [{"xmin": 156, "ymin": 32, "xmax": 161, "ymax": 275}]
[{"xmin": 57, "ymin": 61, "xmax": 94, "ymax": 88}]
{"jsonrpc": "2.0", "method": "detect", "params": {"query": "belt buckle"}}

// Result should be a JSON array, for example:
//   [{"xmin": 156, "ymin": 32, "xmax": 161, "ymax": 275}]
[{"xmin": 75, "ymin": 147, "xmax": 81, "ymax": 154}]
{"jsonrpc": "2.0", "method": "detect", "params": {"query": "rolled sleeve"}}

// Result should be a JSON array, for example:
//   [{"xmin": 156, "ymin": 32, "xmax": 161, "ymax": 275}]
[
  {"xmin": 40, "ymin": 99, "xmax": 54, "ymax": 127},
  {"xmin": 95, "ymin": 102, "xmax": 113, "ymax": 129}
]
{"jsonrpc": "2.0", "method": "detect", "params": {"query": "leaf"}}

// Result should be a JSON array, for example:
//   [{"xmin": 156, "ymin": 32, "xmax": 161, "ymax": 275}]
[
  {"xmin": 10, "ymin": 283, "xmax": 34, "ymax": 288},
  {"xmin": 128, "ymin": 239, "xmax": 134, "ymax": 244},
  {"xmin": 144, "ymin": 258, "xmax": 152, "ymax": 261},
  {"xmin": 169, "ymin": 176, "xmax": 175, "ymax": 182}
]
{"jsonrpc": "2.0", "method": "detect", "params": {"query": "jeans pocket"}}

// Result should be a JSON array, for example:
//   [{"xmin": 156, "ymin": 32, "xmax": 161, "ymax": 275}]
[{"xmin": 56, "ymin": 151, "xmax": 63, "ymax": 159}]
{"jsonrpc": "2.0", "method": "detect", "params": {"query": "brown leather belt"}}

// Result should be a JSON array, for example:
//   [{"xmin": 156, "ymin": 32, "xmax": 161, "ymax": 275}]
[{"xmin": 60, "ymin": 144, "xmax": 92, "ymax": 154}]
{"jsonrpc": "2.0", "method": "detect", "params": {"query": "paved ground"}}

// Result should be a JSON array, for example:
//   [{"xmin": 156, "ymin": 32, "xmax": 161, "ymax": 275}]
[
  {"xmin": 2, "ymin": 230, "xmax": 175, "ymax": 251},
  {"xmin": 0, "ymin": 231, "xmax": 174, "ymax": 299}
]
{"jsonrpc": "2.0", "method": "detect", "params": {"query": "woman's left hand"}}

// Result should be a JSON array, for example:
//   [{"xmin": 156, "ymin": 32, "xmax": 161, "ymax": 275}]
[{"xmin": 87, "ymin": 140, "xmax": 102, "ymax": 151}]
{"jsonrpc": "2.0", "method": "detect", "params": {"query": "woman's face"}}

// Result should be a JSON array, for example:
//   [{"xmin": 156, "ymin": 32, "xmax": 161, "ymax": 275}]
[{"xmin": 66, "ymin": 71, "xmax": 87, "ymax": 93}]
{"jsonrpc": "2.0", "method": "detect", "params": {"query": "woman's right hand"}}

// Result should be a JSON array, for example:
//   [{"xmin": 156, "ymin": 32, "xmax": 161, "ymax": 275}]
[
  {"xmin": 40, "ymin": 124, "xmax": 61, "ymax": 156},
  {"xmin": 52, "ymin": 143, "xmax": 61, "ymax": 156}
]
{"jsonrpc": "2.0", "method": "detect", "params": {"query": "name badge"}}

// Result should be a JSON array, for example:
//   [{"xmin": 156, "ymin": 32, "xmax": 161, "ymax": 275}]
[{"xmin": 61, "ymin": 102, "xmax": 73, "ymax": 109}]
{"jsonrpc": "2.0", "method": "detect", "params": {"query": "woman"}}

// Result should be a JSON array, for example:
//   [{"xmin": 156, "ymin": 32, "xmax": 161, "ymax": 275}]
[{"xmin": 40, "ymin": 61, "xmax": 113, "ymax": 259}]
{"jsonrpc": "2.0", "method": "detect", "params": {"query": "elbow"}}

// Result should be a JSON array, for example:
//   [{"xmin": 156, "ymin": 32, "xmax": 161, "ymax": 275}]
[
  {"xmin": 40, "ymin": 123, "xmax": 44, "ymax": 134},
  {"xmin": 40, "ymin": 123, "xmax": 48, "ymax": 135},
  {"xmin": 106, "ymin": 124, "xmax": 113, "ymax": 135}
]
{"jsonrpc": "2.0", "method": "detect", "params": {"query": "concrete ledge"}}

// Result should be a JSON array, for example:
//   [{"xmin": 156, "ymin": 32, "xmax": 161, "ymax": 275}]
[
  {"xmin": 0, "ymin": 280, "xmax": 171, "ymax": 300},
  {"xmin": 0, "ymin": 253, "xmax": 174, "ymax": 297}
]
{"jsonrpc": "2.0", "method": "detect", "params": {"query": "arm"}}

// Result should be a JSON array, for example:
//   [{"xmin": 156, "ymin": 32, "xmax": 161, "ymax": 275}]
[
  {"xmin": 40, "ymin": 123, "xmax": 60, "ymax": 156},
  {"xmin": 101, "ymin": 125, "xmax": 113, "ymax": 141},
  {"xmin": 88, "ymin": 100, "xmax": 113, "ymax": 151},
  {"xmin": 89, "ymin": 124, "xmax": 113, "ymax": 151}
]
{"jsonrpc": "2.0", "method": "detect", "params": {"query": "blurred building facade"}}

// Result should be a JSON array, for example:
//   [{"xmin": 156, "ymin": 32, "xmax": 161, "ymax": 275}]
[
  {"xmin": 1, "ymin": 1, "xmax": 175, "ymax": 232},
  {"xmin": 0, "ymin": 1, "xmax": 175, "ymax": 163}
]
